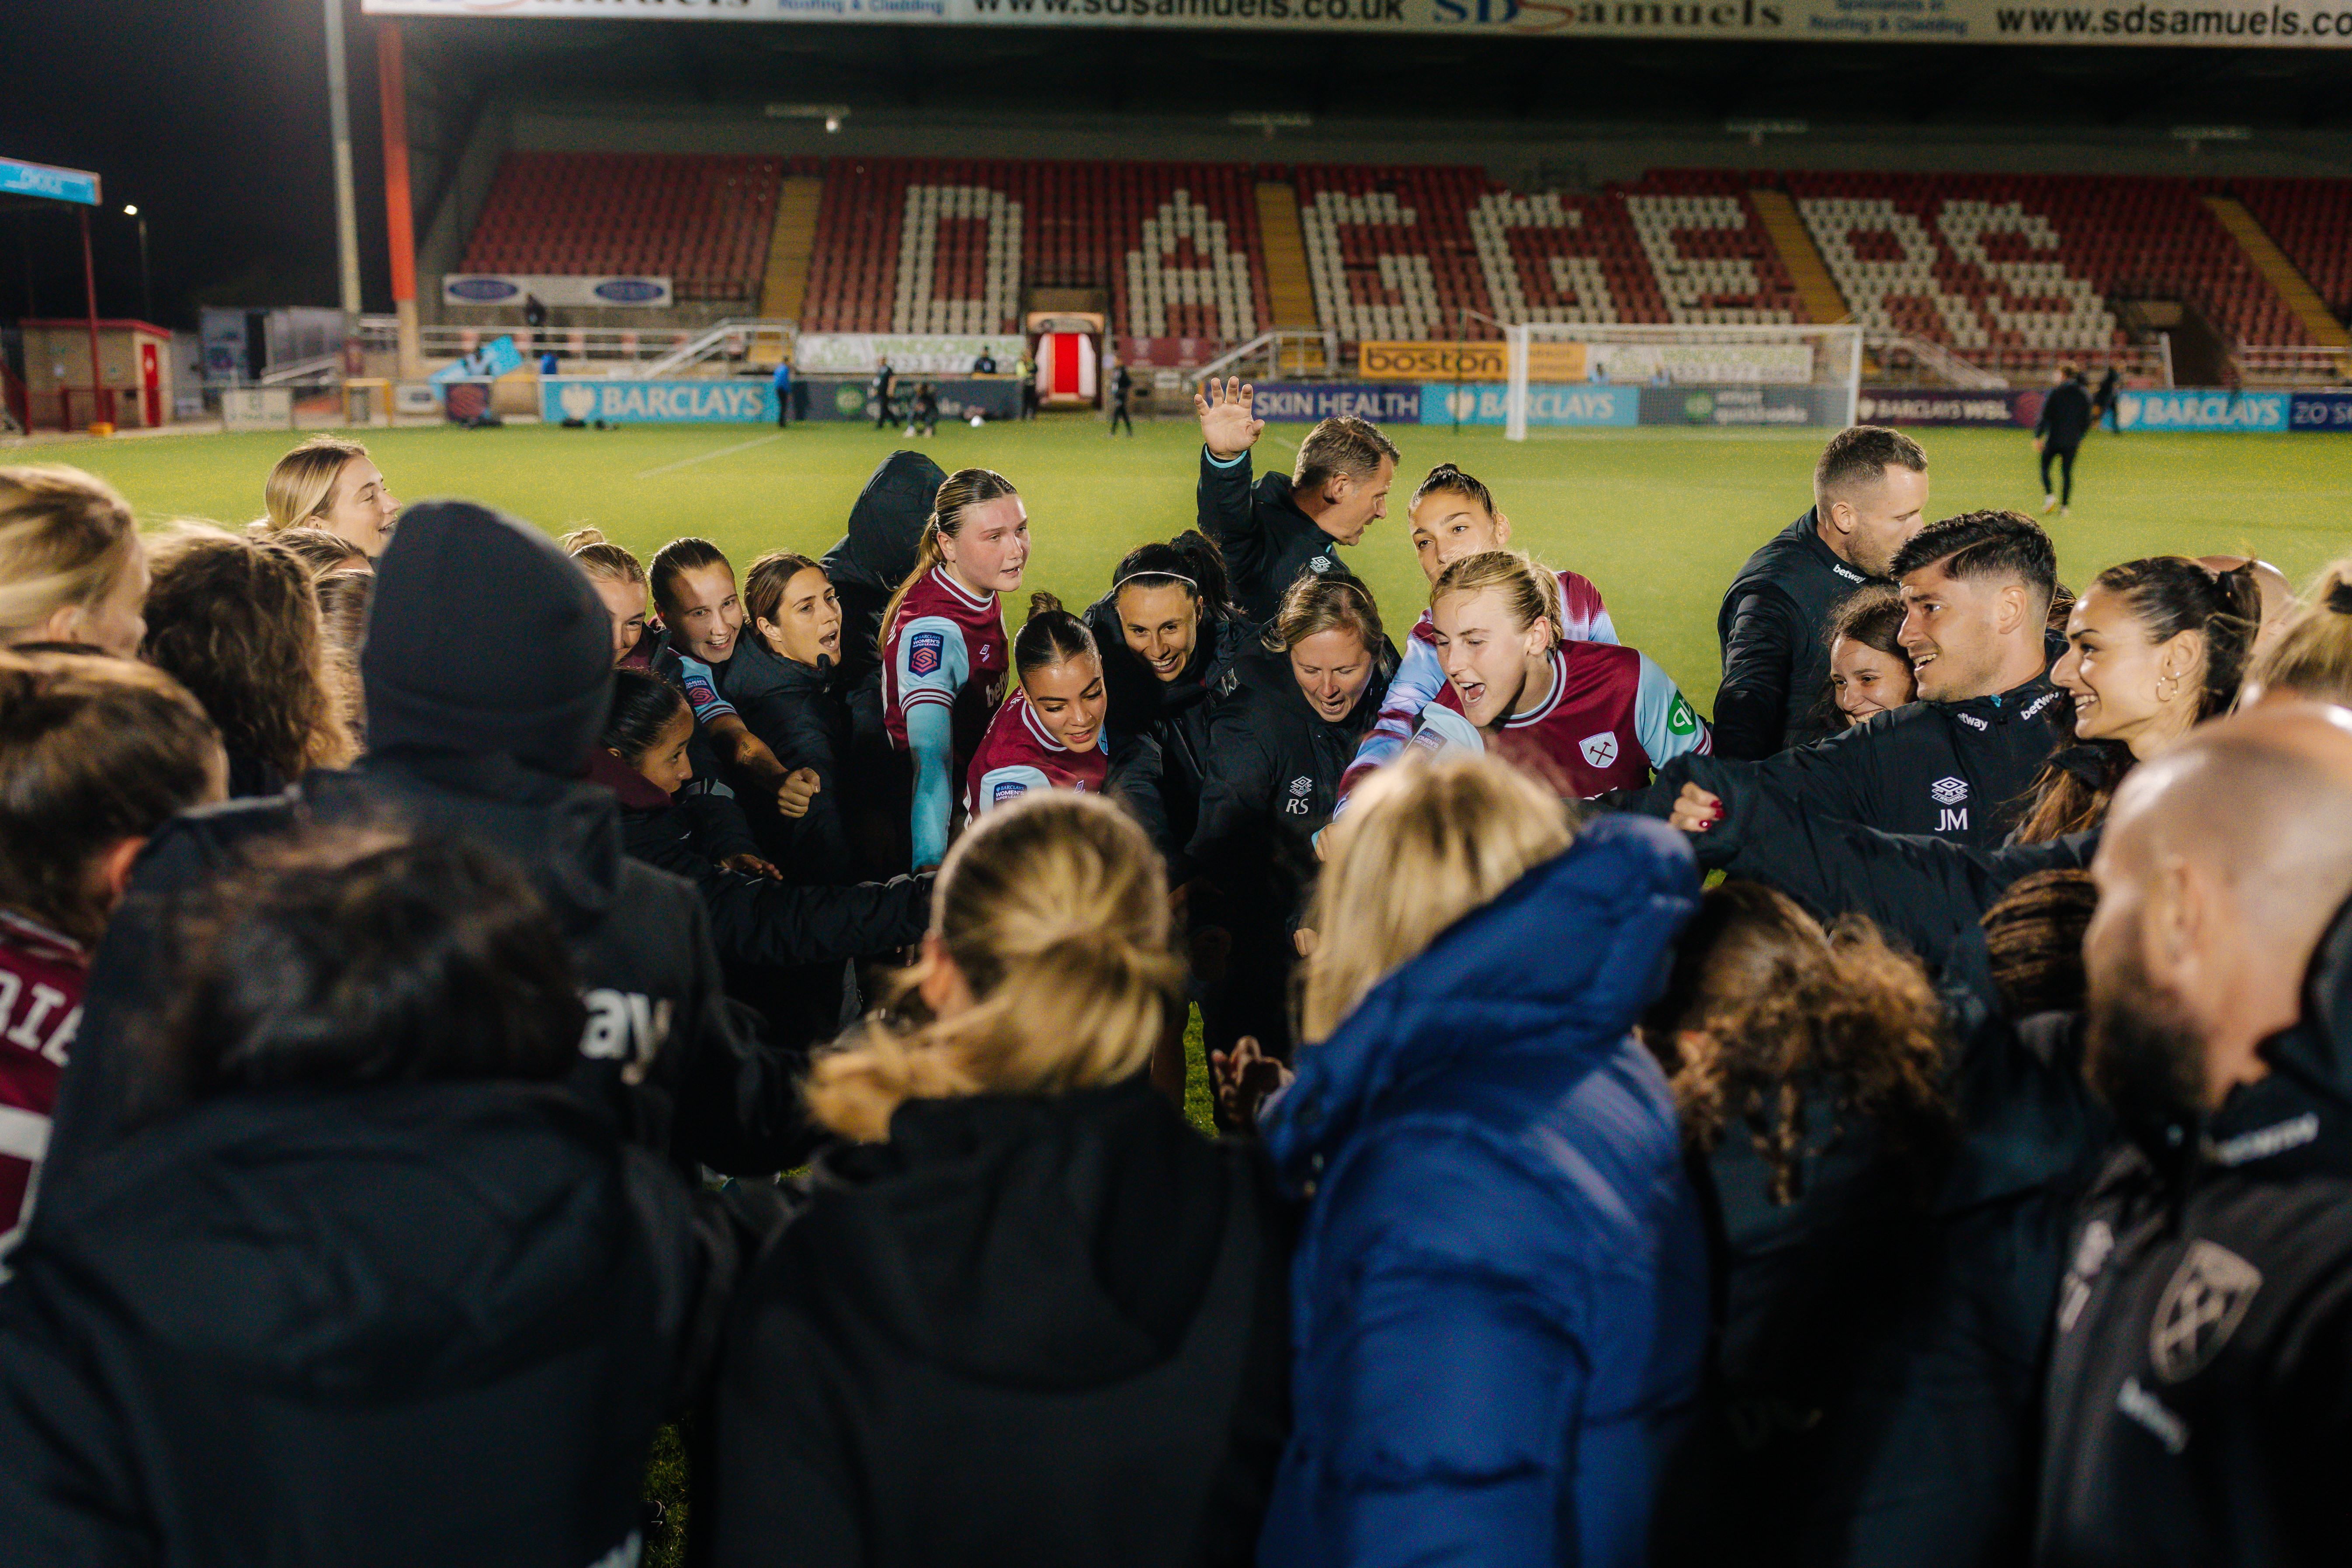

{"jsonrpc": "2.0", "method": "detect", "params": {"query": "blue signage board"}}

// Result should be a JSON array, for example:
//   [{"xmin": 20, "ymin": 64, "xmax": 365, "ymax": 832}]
[
  {"xmin": 1250, "ymin": 383, "xmax": 1425, "ymax": 424},
  {"xmin": 431, "ymin": 335, "xmax": 525, "ymax": 384},
  {"xmin": 2114, "ymin": 389, "xmax": 2289, "ymax": 433},
  {"xmin": 2290, "ymin": 391, "xmax": 2352, "ymax": 431},
  {"xmin": 0, "ymin": 157, "xmax": 100, "ymax": 207},
  {"xmin": 545, "ymin": 378, "xmax": 777, "ymax": 424},
  {"xmin": 1421, "ymin": 383, "xmax": 1639, "ymax": 427}
]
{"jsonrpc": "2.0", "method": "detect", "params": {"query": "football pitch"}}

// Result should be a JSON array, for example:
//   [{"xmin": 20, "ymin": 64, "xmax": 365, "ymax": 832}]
[{"xmin": 33, "ymin": 413, "xmax": 2352, "ymax": 714}]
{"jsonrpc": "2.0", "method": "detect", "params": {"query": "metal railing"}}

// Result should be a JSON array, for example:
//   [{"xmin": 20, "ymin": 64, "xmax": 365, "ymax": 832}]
[
  {"xmin": 2233, "ymin": 344, "xmax": 2349, "ymax": 389},
  {"xmin": 1193, "ymin": 328, "xmax": 1340, "ymax": 385},
  {"xmin": 259, "ymin": 354, "xmax": 344, "ymax": 388},
  {"xmin": 638, "ymin": 318, "xmax": 797, "ymax": 378},
  {"xmin": 1863, "ymin": 333, "xmax": 2010, "ymax": 390}
]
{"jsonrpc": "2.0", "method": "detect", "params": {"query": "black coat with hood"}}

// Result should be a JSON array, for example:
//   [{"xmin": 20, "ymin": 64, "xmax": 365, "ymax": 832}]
[
  {"xmin": 1714, "ymin": 508, "xmax": 1880, "ymax": 760},
  {"xmin": 0, "ymin": 1082, "xmax": 718, "ymax": 1568},
  {"xmin": 2038, "ymin": 896, "xmax": 2352, "ymax": 1568},
  {"xmin": 701, "ymin": 1076, "xmax": 1292, "ymax": 1568},
  {"xmin": 822, "ymin": 449, "xmax": 947, "ymax": 701},
  {"xmin": 43, "ymin": 501, "xmax": 809, "ymax": 1184}
]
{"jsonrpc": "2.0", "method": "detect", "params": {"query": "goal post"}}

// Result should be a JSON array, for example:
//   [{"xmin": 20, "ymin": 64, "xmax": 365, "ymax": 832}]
[{"xmin": 1502, "ymin": 321, "xmax": 1864, "ymax": 442}]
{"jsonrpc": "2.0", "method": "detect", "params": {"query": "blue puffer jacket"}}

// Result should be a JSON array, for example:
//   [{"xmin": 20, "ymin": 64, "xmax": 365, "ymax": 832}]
[{"xmin": 1257, "ymin": 814, "xmax": 1710, "ymax": 1568}]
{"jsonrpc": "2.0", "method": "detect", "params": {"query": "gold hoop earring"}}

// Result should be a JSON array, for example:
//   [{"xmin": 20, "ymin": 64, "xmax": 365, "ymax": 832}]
[{"xmin": 2156, "ymin": 673, "xmax": 2182, "ymax": 703}]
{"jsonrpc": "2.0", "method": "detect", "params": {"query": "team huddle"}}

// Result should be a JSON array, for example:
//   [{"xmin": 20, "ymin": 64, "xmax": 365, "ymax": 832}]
[{"xmin": 0, "ymin": 384, "xmax": 2350, "ymax": 1568}]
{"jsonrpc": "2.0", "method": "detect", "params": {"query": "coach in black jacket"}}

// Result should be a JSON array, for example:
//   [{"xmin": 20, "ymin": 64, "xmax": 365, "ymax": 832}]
[
  {"xmin": 44, "ymin": 501, "xmax": 811, "ymax": 1183},
  {"xmin": 2034, "ymin": 367, "xmax": 2095, "ymax": 513},
  {"xmin": 1656, "ymin": 510, "xmax": 2069, "ymax": 866},
  {"xmin": 1087, "ymin": 590, "xmax": 1257, "ymax": 880},
  {"xmin": 2040, "ymin": 704, "xmax": 2352, "ymax": 1568},
  {"xmin": 1715, "ymin": 427, "xmax": 1930, "ymax": 758},
  {"xmin": 1192, "ymin": 378, "xmax": 1397, "ymax": 626}
]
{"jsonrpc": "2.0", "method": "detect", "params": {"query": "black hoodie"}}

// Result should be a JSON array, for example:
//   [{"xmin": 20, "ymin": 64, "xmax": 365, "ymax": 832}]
[
  {"xmin": 700, "ymin": 1077, "xmax": 1292, "ymax": 1568},
  {"xmin": 45, "ymin": 503, "xmax": 809, "ymax": 1183},
  {"xmin": 1083, "ymin": 590, "xmax": 1258, "ymax": 877},
  {"xmin": 823, "ymin": 449, "xmax": 947, "ymax": 697},
  {"xmin": 0, "ymin": 1082, "xmax": 711, "ymax": 1568},
  {"xmin": 2038, "ymin": 896, "xmax": 2352, "ymax": 1567}
]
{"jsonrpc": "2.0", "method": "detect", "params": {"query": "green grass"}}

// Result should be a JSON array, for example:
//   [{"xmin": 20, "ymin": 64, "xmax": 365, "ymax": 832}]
[{"xmin": 39, "ymin": 415, "xmax": 2352, "ymax": 715}]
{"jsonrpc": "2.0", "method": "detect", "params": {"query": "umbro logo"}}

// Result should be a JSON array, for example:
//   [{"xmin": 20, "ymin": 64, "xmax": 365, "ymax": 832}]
[{"xmin": 1930, "ymin": 777, "xmax": 1969, "ymax": 807}]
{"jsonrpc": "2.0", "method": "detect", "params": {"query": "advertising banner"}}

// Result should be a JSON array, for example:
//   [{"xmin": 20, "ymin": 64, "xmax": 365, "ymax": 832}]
[
  {"xmin": 795, "ymin": 333, "xmax": 1027, "ymax": 376},
  {"xmin": 1421, "ymin": 383, "xmax": 1638, "ymax": 427},
  {"xmin": 2290, "ymin": 391, "xmax": 2352, "ymax": 430},
  {"xmin": 441, "ymin": 274, "xmax": 674, "ymax": 309},
  {"xmin": 0, "ymin": 156, "xmax": 99, "ymax": 207},
  {"xmin": 1637, "ymin": 385, "xmax": 1850, "ymax": 426},
  {"xmin": 1360, "ymin": 341, "xmax": 1589, "ymax": 382},
  {"xmin": 362, "ymin": 0, "xmax": 2352, "ymax": 48},
  {"xmin": 1589, "ymin": 342, "xmax": 1814, "ymax": 385},
  {"xmin": 1252, "ymin": 383, "xmax": 1426, "ymax": 424},
  {"xmin": 545, "ymin": 378, "xmax": 777, "ymax": 424},
  {"xmin": 801, "ymin": 377, "xmax": 1023, "ymax": 423},
  {"xmin": 2114, "ymin": 389, "xmax": 2290, "ymax": 432},
  {"xmin": 1855, "ymin": 388, "xmax": 2040, "ymax": 427}
]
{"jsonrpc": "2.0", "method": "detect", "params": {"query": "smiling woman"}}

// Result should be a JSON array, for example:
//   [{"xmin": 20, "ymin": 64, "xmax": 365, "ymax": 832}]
[{"xmin": 260, "ymin": 437, "xmax": 399, "ymax": 559}]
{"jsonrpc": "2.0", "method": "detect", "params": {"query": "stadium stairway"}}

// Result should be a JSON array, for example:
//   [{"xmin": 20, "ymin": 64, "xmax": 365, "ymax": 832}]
[
  {"xmin": 1256, "ymin": 181, "xmax": 1325, "ymax": 369},
  {"xmin": 2202, "ymin": 194, "xmax": 2352, "ymax": 350},
  {"xmin": 1748, "ymin": 188, "xmax": 1849, "ymax": 326},
  {"xmin": 760, "ymin": 176, "xmax": 825, "ymax": 342}
]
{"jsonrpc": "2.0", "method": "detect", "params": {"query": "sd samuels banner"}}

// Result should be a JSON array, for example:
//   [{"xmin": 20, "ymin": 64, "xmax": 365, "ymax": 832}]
[{"xmin": 363, "ymin": 0, "xmax": 2352, "ymax": 46}]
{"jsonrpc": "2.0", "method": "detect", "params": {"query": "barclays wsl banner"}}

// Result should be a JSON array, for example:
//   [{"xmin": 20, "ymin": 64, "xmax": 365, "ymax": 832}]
[
  {"xmin": 364, "ymin": 0, "xmax": 2352, "ymax": 47},
  {"xmin": 444, "ymin": 274, "xmax": 673, "ymax": 309},
  {"xmin": 545, "ymin": 378, "xmax": 777, "ymax": 424}
]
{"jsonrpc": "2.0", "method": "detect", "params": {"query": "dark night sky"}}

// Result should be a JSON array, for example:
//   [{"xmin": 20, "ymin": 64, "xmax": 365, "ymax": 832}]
[{"xmin": 0, "ymin": 0, "xmax": 388, "ymax": 329}]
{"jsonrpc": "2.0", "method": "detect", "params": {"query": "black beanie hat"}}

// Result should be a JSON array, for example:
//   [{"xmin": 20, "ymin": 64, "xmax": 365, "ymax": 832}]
[{"xmin": 361, "ymin": 500, "xmax": 614, "ymax": 775}]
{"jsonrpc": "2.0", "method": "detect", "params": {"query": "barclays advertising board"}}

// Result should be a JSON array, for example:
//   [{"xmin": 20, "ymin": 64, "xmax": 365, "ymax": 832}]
[
  {"xmin": 2114, "ymin": 390, "xmax": 2289, "ymax": 433},
  {"xmin": 545, "ymin": 378, "xmax": 777, "ymax": 424},
  {"xmin": 1420, "ymin": 384, "xmax": 1638, "ymax": 427}
]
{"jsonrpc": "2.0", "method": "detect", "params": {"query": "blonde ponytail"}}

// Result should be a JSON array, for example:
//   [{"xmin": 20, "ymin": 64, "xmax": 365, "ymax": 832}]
[
  {"xmin": 877, "ymin": 467, "xmax": 1019, "ymax": 659},
  {"xmin": 0, "ymin": 465, "xmax": 141, "ymax": 647},
  {"xmin": 805, "ymin": 791, "xmax": 1178, "ymax": 1141}
]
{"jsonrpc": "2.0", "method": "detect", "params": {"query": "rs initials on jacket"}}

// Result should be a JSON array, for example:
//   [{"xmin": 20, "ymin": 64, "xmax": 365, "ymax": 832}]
[{"xmin": 579, "ymin": 989, "xmax": 674, "ymax": 1079}]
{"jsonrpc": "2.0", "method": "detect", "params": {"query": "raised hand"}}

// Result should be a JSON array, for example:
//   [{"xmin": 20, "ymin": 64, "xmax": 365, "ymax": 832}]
[
  {"xmin": 1208, "ymin": 1034, "xmax": 1295, "ymax": 1136},
  {"xmin": 1194, "ymin": 376, "xmax": 1265, "ymax": 460}
]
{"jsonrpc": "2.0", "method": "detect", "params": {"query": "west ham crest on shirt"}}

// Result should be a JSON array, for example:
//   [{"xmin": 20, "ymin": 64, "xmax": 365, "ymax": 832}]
[
  {"xmin": 2151, "ymin": 1240, "xmax": 2262, "ymax": 1383},
  {"xmin": 1578, "ymin": 732, "xmax": 1619, "ymax": 769}
]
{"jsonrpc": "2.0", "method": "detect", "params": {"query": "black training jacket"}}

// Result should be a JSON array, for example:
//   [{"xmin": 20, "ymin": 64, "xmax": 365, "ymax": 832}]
[
  {"xmin": 2036, "ymin": 380, "xmax": 2094, "ymax": 450},
  {"xmin": 1639, "ymin": 674, "xmax": 2073, "ymax": 869},
  {"xmin": 741, "ymin": 651, "xmax": 859, "ymax": 883},
  {"xmin": 43, "ymin": 749, "xmax": 810, "ymax": 1184},
  {"xmin": 1194, "ymin": 446, "xmax": 1361, "ymax": 628},
  {"xmin": 1688, "ymin": 780, "xmax": 2099, "ymax": 983},
  {"xmin": 1188, "ymin": 645, "xmax": 1391, "ymax": 927},
  {"xmin": 1715, "ymin": 508, "xmax": 1883, "ymax": 760},
  {"xmin": 1082, "ymin": 594, "xmax": 1257, "ymax": 879},
  {"xmin": 823, "ymin": 449, "xmax": 947, "ymax": 696},
  {"xmin": 699, "ymin": 1077, "xmax": 1292, "ymax": 1568},
  {"xmin": 2037, "ymin": 898, "xmax": 2352, "ymax": 1568},
  {"xmin": 0, "ymin": 1082, "xmax": 718, "ymax": 1568}
]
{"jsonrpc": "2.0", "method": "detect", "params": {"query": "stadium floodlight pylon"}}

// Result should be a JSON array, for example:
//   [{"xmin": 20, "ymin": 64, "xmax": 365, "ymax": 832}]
[{"xmin": 1500, "ymin": 321, "xmax": 1864, "ymax": 442}]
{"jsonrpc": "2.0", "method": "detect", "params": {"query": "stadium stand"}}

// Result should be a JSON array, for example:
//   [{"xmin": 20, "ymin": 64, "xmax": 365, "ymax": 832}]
[
  {"xmin": 449, "ymin": 153, "xmax": 2348, "ymax": 378},
  {"xmin": 797, "ymin": 159, "xmax": 1268, "ymax": 341},
  {"xmin": 1786, "ymin": 172, "xmax": 2302, "ymax": 362},
  {"xmin": 458, "ymin": 153, "xmax": 784, "ymax": 302},
  {"xmin": 2219, "ymin": 177, "xmax": 2352, "ymax": 323}
]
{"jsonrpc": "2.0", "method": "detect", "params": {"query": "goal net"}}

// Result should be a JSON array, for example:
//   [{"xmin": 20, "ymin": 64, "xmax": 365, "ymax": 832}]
[{"xmin": 1499, "ymin": 322, "xmax": 1863, "ymax": 442}]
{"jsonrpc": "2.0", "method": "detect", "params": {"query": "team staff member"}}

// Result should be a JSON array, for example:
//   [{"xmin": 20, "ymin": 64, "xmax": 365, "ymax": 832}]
[
  {"xmin": 1190, "ymin": 576, "xmax": 1393, "ymax": 1065},
  {"xmin": 42, "ymin": 502, "xmax": 812, "ymax": 1186},
  {"xmin": 1716, "ymin": 427, "xmax": 1930, "ymax": 759},
  {"xmin": 1657, "ymin": 511, "xmax": 2072, "ymax": 861},
  {"xmin": 2036, "ymin": 365, "xmax": 2095, "ymax": 516},
  {"xmin": 2040, "ymin": 704, "xmax": 2352, "ymax": 1568},
  {"xmin": 881, "ymin": 468, "xmax": 1029, "ymax": 869},
  {"xmin": 1192, "ymin": 378, "xmax": 1398, "ymax": 625}
]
